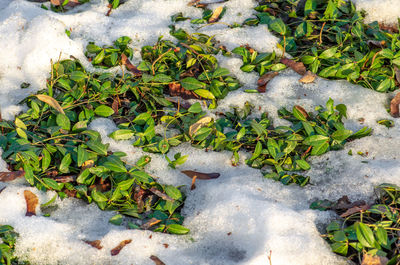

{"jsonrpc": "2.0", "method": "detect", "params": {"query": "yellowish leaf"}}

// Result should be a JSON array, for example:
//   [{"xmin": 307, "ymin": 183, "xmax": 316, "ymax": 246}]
[
  {"xmin": 208, "ymin": 6, "xmax": 223, "ymax": 23},
  {"xmin": 36, "ymin": 95, "xmax": 65, "ymax": 114},
  {"xmin": 189, "ymin": 116, "xmax": 212, "ymax": 137}
]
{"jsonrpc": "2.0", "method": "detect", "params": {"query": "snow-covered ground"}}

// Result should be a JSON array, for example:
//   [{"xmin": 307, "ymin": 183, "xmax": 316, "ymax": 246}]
[{"xmin": 0, "ymin": 0, "xmax": 399, "ymax": 264}]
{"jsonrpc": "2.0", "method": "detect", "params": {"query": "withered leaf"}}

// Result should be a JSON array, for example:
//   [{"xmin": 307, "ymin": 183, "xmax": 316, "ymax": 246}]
[
  {"xmin": 149, "ymin": 187, "xmax": 174, "ymax": 201},
  {"xmin": 299, "ymin": 71, "xmax": 316, "ymax": 84},
  {"xmin": 294, "ymin": 105, "xmax": 309, "ymax": 119},
  {"xmin": 121, "ymin": 53, "xmax": 142, "ymax": 76},
  {"xmin": 168, "ymin": 82, "xmax": 197, "ymax": 99},
  {"xmin": 367, "ymin": 40, "xmax": 386, "ymax": 48},
  {"xmin": 189, "ymin": 117, "xmax": 212, "ymax": 137},
  {"xmin": 53, "ymin": 175, "xmax": 76, "ymax": 183},
  {"xmin": 188, "ymin": 0, "xmax": 201, "ymax": 6},
  {"xmin": 390, "ymin": 92, "xmax": 400, "ymax": 117},
  {"xmin": 379, "ymin": 22, "xmax": 399, "ymax": 33},
  {"xmin": 280, "ymin": 58, "xmax": 306, "ymax": 75},
  {"xmin": 82, "ymin": 160, "xmax": 94, "ymax": 170},
  {"xmin": 0, "ymin": 170, "xmax": 25, "ymax": 182},
  {"xmin": 83, "ymin": 239, "xmax": 103, "ymax": 250},
  {"xmin": 340, "ymin": 204, "xmax": 369, "ymax": 218},
  {"xmin": 361, "ymin": 253, "xmax": 389, "ymax": 265},
  {"xmin": 208, "ymin": 6, "xmax": 224, "ymax": 23},
  {"xmin": 112, "ymin": 97, "xmax": 119, "ymax": 114},
  {"xmin": 150, "ymin": 255, "xmax": 166, "ymax": 265},
  {"xmin": 190, "ymin": 175, "xmax": 197, "ymax": 190},
  {"xmin": 181, "ymin": 170, "xmax": 220, "ymax": 180},
  {"xmin": 51, "ymin": 0, "xmax": 81, "ymax": 7},
  {"xmin": 36, "ymin": 95, "xmax": 65, "ymax": 114},
  {"xmin": 257, "ymin": 72, "xmax": 278, "ymax": 93},
  {"xmin": 24, "ymin": 190, "xmax": 38, "ymax": 217},
  {"xmin": 165, "ymin": 97, "xmax": 192, "ymax": 109},
  {"xmin": 140, "ymin": 218, "xmax": 162, "ymax": 230},
  {"xmin": 110, "ymin": 239, "xmax": 132, "ymax": 256}
]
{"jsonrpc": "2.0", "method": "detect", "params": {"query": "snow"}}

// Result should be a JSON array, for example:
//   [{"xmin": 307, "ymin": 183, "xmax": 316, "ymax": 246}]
[{"xmin": 0, "ymin": 0, "xmax": 399, "ymax": 265}]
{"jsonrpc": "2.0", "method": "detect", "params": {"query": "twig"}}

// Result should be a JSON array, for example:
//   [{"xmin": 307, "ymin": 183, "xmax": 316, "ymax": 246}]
[
  {"xmin": 152, "ymin": 48, "xmax": 172, "ymax": 75},
  {"xmin": 319, "ymin": 22, "xmax": 326, "ymax": 46},
  {"xmin": 267, "ymin": 250, "xmax": 273, "ymax": 265}
]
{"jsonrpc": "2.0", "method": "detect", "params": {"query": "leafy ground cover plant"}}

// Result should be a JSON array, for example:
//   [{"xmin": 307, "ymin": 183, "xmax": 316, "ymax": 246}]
[
  {"xmin": 0, "ymin": 225, "xmax": 25, "ymax": 265},
  {"xmin": 315, "ymin": 184, "xmax": 400, "ymax": 264},
  {"xmin": 241, "ymin": 0, "xmax": 400, "ymax": 92},
  {"xmin": 86, "ymin": 36, "xmax": 133, "ymax": 68}
]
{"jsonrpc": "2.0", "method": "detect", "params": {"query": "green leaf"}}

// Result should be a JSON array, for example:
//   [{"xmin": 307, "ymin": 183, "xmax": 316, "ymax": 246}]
[
  {"xmin": 42, "ymin": 149, "xmax": 51, "ymax": 171},
  {"xmin": 130, "ymin": 170, "xmax": 153, "ymax": 183},
  {"xmin": 296, "ymin": 159, "xmax": 311, "ymax": 170},
  {"xmin": 164, "ymin": 185, "xmax": 182, "ymax": 200},
  {"xmin": 93, "ymin": 49, "xmax": 105, "ymax": 65},
  {"xmin": 304, "ymin": 0, "xmax": 316, "ymax": 16},
  {"xmin": 212, "ymin": 67, "xmax": 230, "ymax": 78},
  {"xmin": 331, "ymin": 129, "xmax": 353, "ymax": 142},
  {"xmin": 109, "ymin": 129, "xmax": 135, "ymax": 140},
  {"xmin": 59, "ymin": 153, "xmax": 72, "ymax": 173},
  {"xmin": 331, "ymin": 242, "xmax": 348, "ymax": 255},
  {"xmin": 56, "ymin": 114, "xmax": 71, "ymax": 131},
  {"xmin": 375, "ymin": 226, "xmax": 388, "ymax": 248},
  {"xmin": 319, "ymin": 47, "xmax": 338, "ymax": 59},
  {"xmin": 103, "ymin": 156, "xmax": 127, "ymax": 173},
  {"xmin": 180, "ymin": 77, "xmax": 206, "ymax": 90},
  {"xmin": 269, "ymin": 18, "xmax": 287, "ymax": 35},
  {"xmin": 194, "ymin": 89, "xmax": 215, "ymax": 99},
  {"xmin": 250, "ymin": 141, "xmax": 262, "ymax": 160},
  {"xmin": 109, "ymin": 214, "xmax": 123, "ymax": 225},
  {"xmin": 376, "ymin": 79, "xmax": 391, "ymax": 92},
  {"xmin": 166, "ymin": 224, "xmax": 189, "ymax": 235},
  {"xmin": 188, "ymin": 102, "xmax": 202, "ymax": 113},
  {"xmin": 16, "ymin": 127, "xmax": 27, "ymax": 139},
  {"xmin": 70, "ymin": 71, "xmax": 87, "ymax": 82},
  {"xmin": 42, "ymin": 178, "xmax": 63, "ymax": 191},
  {"xmin": 15, "ymin": 118, "xmax": 26, "ymax": 129},
  {"xmin": 94, "ymin": 105, "xmax": 114, "ymax": 117},
  {"xmin": 91, "ymin": 189, "xmax": 108, "ymax": 203},
  {"xmin": 117, "ymin": 178, "xmax": 135, "ymax": 190},
  {"xmin": 311, "ymin": 142, "xmax": 329, "ymax": 156},
  {"xmin": 303, "ymin": 135, "xmax": 329, "ymax": 146},
  {"xmin": 77, "ymin": 145, "xmax": 89, "ymax": 167},
  {"xmin": 355, "ymin": 222, "xmax": 376, "ymax": 248},
  {"xmin": 240, "ymin": 64, "xmax": 256, "ymax": 72},
  {"xmin": 86, "ymin": 139, "xmax": 108, "ymax": 156}
]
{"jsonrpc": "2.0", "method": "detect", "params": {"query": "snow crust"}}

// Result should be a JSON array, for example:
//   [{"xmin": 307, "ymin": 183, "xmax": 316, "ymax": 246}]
[
  {"xmin": 354, "ymin": 0, "xmax": 400, "ymax": 25},
  {"xmin": 0, "ymin": 0, "xmax": 399, "ymax": 265}
]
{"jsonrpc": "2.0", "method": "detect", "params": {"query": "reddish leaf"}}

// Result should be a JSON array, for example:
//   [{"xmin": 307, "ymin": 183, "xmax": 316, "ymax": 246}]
[
  {"xmin": 83, "ymin": 239, "xmax": 103, "ymax": 250},
  {"xmin": 190, "ymin": 175, "xmax": 197, "ymax": 190},
  {"xmin": 168, "ymin": 83, "xmax": 198, "ymax": 99},
  {"xmin": 24, "ymin": 190, "xmax": 38, "ymax": 217},
  {"xmin": 340, "ymin": 204, "xmax": 370, "ymax": 218},
  {"xmin": 53, "ymin": 175, "xmax": 76, "ymax": 183},
  {"xmin": 163, "ymin": 243, "xmax": 169, "ymax": 248},
  {"xmin": 141, "ymin": 218, "xmax": 162, "ymax": 230},
  {"xmin": 181, "ymin": 170, "xmax": 220, "ymax": 180},
  {"xmin": 0, "ymin": 170, "xmax": 25, "ymax": 182},
  {"xmin": 149, "ymin": 187, "xmax": 174, "ymax": 202},
  {"xmin": 112, "ymin": 97, "xmax": 119, "ymax": 114},
  {"xmin": 390, "ymin": 92, "xmax": 400, "ymax": 117},
  {"xmin": 110, "ymin": 239, "xmax": 132, "ymax": 256},
  {"xmin": 150, "ymin": 255, "xmax": 166, "ymax": 265},
  {"xmin": 280, "ymin": 58, "xmax": 306, "ymax": 75},
  {"xmin": 257, "ymin": 72, "xmax": 278, "ymax": 93},
  {"xmin": 121, "ymin": 54, "xmax": 142, "ymax": 76}
]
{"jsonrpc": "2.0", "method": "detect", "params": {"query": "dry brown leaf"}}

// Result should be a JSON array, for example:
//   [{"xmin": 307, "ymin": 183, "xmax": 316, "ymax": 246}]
[
  {"xmin": 112, "ymin": 97, "xmax": 119, "ymax": 114},
  {"xmin": 141, "ymin": 218, "xmax": 162, "ymax": 230},
  {"xmin": 340, "ymin": 204, "xmax": 370, "ymax": 218},
  {"xmin": 188, "ymin": 0, "xmax": 201, "ymax": 6},
  {"xmin": 257, "ymin": 72, "xmax": 278, "ymax": 93},
  {"xmin": 36, "ymin": 95, "xmax": 65, "ymax": 114},
  {"xmin": 294, "ymin": 105, "xmax": 309, "ymax": 119},
  {"xmin": 83, "ymin": 239, "xmax": 103, "ymax": 250},
  {"xmin": 190, "ymin": 175, "xmax": 197, "ymax": 190},
  {"xmin": 165, "ymin": 97, "xmax": 192, "ymax": 109},
  {"xmin": 189, "ymin": 117, "xmax": 212, "ymax": 137},
  {"xmin": 361, "ymin": 253, "xmax": 389, "ymax": 265},
  {"xmin": 208, "ymin": 6, "xmax": 224, "ymax": 23},
  {"xmin": 367, "ymin": 40, "xmax": 386, "ymax": 48},
  {"xmin": 181, "ymin": 170, "xmax": 220, "ymax": 180},
  {"xmin": 150, "ymin": 255, "xmax": 166, "ymax": 265},
  {"xmin": 390, "ymin": 92, "xmax": 400, "ymax": 117},
  {"xmin": 299, "ymin": 71, "xmax": 316, "ymax": 84},
  {"xmin": 121, "ymin": 53, "xmax": 142, "ymax": 76},
  {"xmin": 24, "ymin": 190, "xmax": 38, "ymax": 217},
  {"xmin": 149, "ymin": 187, "xmax": 174, "ymax": 201},
  {"xmin": 379, "ymin": 22, "xmax": 399, "ymax": 33},
  {"xmin": 53, "ymin": 175, "xmax": 76, "ymax": 183},
  {"xmin": 168, "ymin": 83, "xmax": 198, "ymax": 99},
  {"xmin": 0, "ymin": 170, "xmax": 25, "ymax": 182},
  {"xmin": 110, "ymin": 239, "xmax": 132, "ymax": 256},
  {"xmin": 51, "ymin": 0, "xmax": 81, "ymax": 7},
  {"xmin": 280, "ymin": 58, "xmax": 306, "ymax": 75}
]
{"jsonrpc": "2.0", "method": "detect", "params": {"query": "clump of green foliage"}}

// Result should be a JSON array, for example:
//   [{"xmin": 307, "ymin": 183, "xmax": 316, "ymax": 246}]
[
  {"xmin": 240, "ymin": 0, "xmax": 400, "ymax": 92},
  {"xmin": 323, "ymin": 184, "xmax": 400, "ymax": 264},
  {"xmin": 86, "ymin": 36, "xmax": 133, "ymax": 68},
  {"xmin": 0, "ymin": 225, "xmax": 25, "ymax": 265}
]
